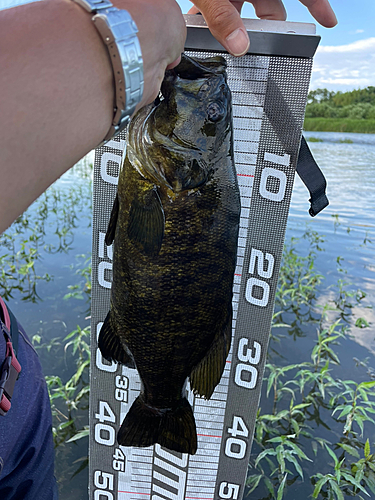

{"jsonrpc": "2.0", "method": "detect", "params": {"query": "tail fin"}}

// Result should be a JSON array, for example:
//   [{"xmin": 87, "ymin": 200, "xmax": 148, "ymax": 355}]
[{"xmin": 118, "ymin": 395, "xmax": 197, "ymax": 455}]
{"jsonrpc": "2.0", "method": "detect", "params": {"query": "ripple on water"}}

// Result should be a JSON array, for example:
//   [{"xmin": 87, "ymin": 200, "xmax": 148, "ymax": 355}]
[{"xmin": 288, "ymin": 132, "xmax": 375, "ymax": 354}]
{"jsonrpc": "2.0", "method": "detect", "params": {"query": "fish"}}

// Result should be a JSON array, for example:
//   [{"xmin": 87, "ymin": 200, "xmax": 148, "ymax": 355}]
[{"xmin": 99, "ymin": 53, "xmax": 241, "ymax": 455}]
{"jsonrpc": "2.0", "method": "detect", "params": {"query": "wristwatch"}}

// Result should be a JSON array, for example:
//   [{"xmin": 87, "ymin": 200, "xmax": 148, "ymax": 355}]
[{"xmin": 73, "ymin": 0, "xmax": 144, "ymax": 143}]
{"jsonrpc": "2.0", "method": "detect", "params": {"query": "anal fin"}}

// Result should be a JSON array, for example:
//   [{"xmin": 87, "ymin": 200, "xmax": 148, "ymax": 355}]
[
  {"xmin": 189, "ymin": 310, "xmax": 232, "ymax": 399},
  {"xmin": 98, "ymin": 311, "xmax": 135, "ymax": 368}
]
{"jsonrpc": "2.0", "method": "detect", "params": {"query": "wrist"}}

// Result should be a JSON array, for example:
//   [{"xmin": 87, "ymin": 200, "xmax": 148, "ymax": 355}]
[
  {"xmin": 66, "ymin": 0, "xmax": 115, "ymax": 141},
  {"xmin": 72, "ymin": 0, "xmax": 144, "ymax": 143}
]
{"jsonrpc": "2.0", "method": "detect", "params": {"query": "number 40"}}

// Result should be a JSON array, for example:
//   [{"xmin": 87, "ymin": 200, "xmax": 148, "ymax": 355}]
[{"xmin": 225, "ymin": 415, "xmax": 249, "ymax": 460}]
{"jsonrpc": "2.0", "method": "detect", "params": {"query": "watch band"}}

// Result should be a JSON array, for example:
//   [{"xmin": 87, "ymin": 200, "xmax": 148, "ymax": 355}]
[{"xmin": 73, "ymin": 0, "xmax": 144, "ymax": 143}]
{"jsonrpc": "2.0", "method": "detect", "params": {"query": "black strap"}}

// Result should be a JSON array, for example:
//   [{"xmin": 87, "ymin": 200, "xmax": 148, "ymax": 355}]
[
  {"xmin": 297, "ymin": 136, "xmax": 329, "ymax": 217},
  {"xmin": 263, "ymin": 77, "xmax": 329, "ymax": 217}
]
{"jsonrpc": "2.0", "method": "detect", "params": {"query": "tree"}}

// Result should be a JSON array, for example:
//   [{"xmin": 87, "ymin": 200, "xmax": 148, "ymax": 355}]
[{"xmin": 307, "ymin": 88, "xmax": 335, "ymax": 104}]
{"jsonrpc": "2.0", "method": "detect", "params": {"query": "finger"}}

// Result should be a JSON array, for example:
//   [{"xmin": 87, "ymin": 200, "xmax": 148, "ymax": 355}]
[
  {"xmin": 191, "ymin": 0, "xmax": 250, "ymax": 56},
  {"xmin": 166, "ymin": 54, "xmax": 182, "ymax": 70},
  {"xmin": 250, "ymin": 0, "xmax": 286, "ymax": 21},
  {"xmin": 298, "ymin": 0, "xmax": 337, "ymax": 27},
  {"xmin": 187, "ymin": 5, "xmax": 200, "ymax": 14},
  {"xmin": 188, "ymin": 1, "xmax": 244, "ymax": 15}
]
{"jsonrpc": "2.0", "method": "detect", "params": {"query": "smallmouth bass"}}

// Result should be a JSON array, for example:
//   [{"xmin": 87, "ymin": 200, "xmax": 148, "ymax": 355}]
[{"xmin": 99, "ymin": 54, "xmax": 241, "ymax": 455}]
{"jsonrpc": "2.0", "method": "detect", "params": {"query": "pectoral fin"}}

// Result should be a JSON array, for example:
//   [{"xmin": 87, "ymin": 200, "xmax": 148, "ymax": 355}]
[
  {"xmin": 127, "ymin": 188, "xmax": 165, "ymax": 256},
  {"xmin": 105, "ymin": 194, "xmax": 119, "ymax": 246},
  {"xmin": 189, "ymin": 309, "xmax": 232, "ymax": 399}
]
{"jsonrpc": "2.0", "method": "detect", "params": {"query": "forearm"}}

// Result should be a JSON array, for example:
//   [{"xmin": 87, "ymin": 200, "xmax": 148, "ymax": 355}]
[{"xmin": 0, "ymin": 0, "xmax": 114, "ymax": 232}]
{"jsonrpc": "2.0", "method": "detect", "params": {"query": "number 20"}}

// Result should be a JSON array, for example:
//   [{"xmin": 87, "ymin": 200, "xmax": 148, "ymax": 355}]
[{"xmin": 245, "ymin": 248, "xmax": 275, "ymax": 308}]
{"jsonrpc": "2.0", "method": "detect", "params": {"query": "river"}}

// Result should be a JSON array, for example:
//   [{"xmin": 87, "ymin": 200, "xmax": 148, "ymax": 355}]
[
  {"xmin": 288, "ymin": 131, "xmax": 375, "ymax": 357},
  {"xmin": 1, "ymin": 131, "xmax": 374, "ymax": 498}
]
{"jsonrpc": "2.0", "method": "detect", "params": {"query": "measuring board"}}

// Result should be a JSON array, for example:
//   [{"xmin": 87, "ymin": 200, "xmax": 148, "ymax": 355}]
[{"xmin": 89, "ymin": 16, "xmax": 320, "ymax": 500}]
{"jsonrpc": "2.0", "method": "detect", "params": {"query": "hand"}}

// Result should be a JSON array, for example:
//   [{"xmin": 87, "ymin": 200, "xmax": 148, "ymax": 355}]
[
  {"xmin": 118, "ymin": 0, "xmax": 186, "ymax": 109},
  {"xmin": 0, "ymin": 0, "xmax": 186, "ymax": 233},
  {"xmin": 188, "ymin": 0, "xmax": 337, "ymax": 56}
]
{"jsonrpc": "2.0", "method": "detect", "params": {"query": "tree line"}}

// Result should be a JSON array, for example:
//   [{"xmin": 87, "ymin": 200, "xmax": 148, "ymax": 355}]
[{"xmin": 305, "ymin": 86, "xmax": 375, "ymax": 120}]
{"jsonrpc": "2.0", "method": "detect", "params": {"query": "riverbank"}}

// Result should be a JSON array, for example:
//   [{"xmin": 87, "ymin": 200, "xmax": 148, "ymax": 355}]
[{"xmin": 304, "ymin": 117, "xmax": 375, "ymax": 133}]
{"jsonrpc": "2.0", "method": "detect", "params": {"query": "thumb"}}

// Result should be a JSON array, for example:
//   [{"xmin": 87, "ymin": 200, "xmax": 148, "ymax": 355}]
[{"xmin": 190, "ymin": 0, "xmax": 249, "ymax": 56}]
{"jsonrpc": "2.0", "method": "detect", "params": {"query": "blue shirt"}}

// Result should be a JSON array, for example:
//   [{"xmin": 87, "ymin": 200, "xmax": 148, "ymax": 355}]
[{"xmin": 0, "ymin": 299, "xmax": 58, "ymax": 499}]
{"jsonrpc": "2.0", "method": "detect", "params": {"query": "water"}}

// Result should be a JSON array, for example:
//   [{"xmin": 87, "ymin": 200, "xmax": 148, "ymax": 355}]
[
  {"xmin": 289, "ymin": 131, "xmax": 375, "ymax": 356},
  {"xmin": 0, "ymin": 156, "xmax": 94, "ymax": 498},
  {"xmin": 1, "ymin": 133, "xmax": 374, "ymax": 498},
  {"xmin": 250, "ymin": 131, "xmax": 375, "ymax": 499}
]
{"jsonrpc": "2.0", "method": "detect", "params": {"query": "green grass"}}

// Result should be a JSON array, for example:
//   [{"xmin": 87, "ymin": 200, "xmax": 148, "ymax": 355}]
[
  {"xmin": 304, "ymin": 118, "xmax": 375, "ymax": 133},
  {"xmin": 306, "ymin": 136, "xmax": 323, "ymax": 142}
]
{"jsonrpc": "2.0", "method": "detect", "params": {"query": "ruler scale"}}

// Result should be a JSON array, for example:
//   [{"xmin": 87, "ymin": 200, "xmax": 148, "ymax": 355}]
[{"xmin": 90, "ymin": 16, "xmax": 319, "ymax": 500}]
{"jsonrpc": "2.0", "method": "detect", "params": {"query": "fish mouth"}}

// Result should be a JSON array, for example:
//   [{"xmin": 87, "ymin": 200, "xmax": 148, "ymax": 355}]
[
  {"xmin": 164, "ymin": 53, "xmax": 227, "ymax": 81},
  {"xmin": 150, "ymin": 91, "xmax": 201, "ymax": 152},
  {"xmin": 154, "ymin": 129, "xmax": 202, "ymax": 154},
  {"xmin": 170, "ymin": 133, "xmax": 201, "ymax": 152},
  {"xmin": 152, "ymin": 92, "xmax": 202, "ymax": 153},
  {"xmin": 127, "ymin": 101, "xmax": 208, "ymax": 193},
  {"xmin": 160, "ymin": 53, "xmax": 227, "ymax": 105}
]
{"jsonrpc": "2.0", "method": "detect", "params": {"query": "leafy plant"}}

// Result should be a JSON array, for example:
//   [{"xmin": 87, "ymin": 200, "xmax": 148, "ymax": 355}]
[
  {"xmin": 247, "ymin": 228, "xmax": 375, "ymax": 499},
  {"xmin": 42, "ymin": 324, "xmax": 91, "ymax": 447},
  {"xmin": 0, "ymin": 164, "xmax": 92, "ymax": 302}
]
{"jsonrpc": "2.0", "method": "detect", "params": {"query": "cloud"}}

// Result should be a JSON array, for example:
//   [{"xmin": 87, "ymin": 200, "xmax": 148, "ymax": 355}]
[
  {"xmin": 317, "ymin": 37, "xmax": 375, "ymax": 53},
  {"xmin": 310, "ymin": 38, "xmax": 375, "ymax": 91},
  {"xmin": 349, "ymin": 29, "xmax": 365, "ymax": 35}
]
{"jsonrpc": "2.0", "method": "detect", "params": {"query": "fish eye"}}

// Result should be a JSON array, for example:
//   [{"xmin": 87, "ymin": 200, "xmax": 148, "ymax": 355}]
[{"xmin": 206, "ymin": 102, "xmax": 225, "ymax": 122}]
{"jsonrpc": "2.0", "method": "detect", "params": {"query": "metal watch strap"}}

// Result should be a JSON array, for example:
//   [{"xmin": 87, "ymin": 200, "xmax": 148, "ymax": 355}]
[{"xmin": 73, "ymin": 0, "xmax": 144, "ymax": 142}]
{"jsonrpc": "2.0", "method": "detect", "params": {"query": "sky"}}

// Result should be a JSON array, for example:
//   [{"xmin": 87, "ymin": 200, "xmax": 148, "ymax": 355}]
[
  {"xmin": 1, "ymin": 0, "xmax": 372, "ymax": 92},
  {"xmin": 176, "ymin": 0, "xmax": 375, "ymax": 92}
]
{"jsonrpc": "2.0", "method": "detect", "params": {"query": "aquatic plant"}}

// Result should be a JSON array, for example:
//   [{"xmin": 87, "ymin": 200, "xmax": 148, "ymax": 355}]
[
  {"xmin": 247, "ymin": 230, "xmax": 375, "ymax": 500},
  {"xmin": 5, "ymin": 155, "xmax": 373, "ymax": 499},
  {"xmin": 36, "ymin": 225, "xmax": 375, "ymax": 500},
  {"xmin": 0, "ymin": 163, "xmax": 92, "ymax": 302},
  {"xmin": 32, "ymin": 322, "xmax": 91, "ymax": 481},
  {"xmin": 303, "ymin": 118, "xmax": 375, "ymax": 134},
  {"xmin": 307, "ymin": 136, "xmax": 324, "ymax": 142}
]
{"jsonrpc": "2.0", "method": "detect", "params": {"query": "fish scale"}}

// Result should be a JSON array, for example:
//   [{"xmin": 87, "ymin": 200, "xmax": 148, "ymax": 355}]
[{"xmin": 90, "ymin": 16, "xmax": 319, "ymax": 500}]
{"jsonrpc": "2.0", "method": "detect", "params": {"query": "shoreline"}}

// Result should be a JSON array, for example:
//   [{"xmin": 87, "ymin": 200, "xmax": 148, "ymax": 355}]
[{"xmin": 303, "ymin": 117, "xmax": 375, "ymax": 134}]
